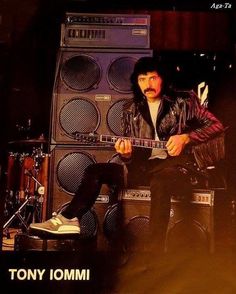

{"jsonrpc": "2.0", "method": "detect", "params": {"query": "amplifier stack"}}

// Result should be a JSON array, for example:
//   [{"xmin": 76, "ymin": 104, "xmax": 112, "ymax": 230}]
[{"xmin": 47, "ymin": 12, "xmax": 153, "ymax": 251}]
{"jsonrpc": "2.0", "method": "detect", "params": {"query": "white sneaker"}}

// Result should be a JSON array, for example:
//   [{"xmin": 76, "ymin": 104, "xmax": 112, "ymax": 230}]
[{"xmin": 29, "ymin": 214, "xmax": 80, "ymax": 235}]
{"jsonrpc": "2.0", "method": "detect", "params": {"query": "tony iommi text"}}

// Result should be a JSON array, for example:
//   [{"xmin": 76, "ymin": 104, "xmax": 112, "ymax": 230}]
[{"xmin": 8, "ymin": 268, "xmax": 90, "ymax": 281}]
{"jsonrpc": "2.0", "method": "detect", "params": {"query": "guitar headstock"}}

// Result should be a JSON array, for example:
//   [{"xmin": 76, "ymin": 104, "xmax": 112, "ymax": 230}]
[{"xmin": 74, "ymin": 132, "xmax": 99, "ymax": 144}]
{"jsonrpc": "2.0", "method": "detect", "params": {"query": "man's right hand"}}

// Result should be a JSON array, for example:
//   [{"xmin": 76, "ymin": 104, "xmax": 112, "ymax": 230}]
[{"xmin": 114, "ymin": 138, "xmax": 132, "ymax": 159}]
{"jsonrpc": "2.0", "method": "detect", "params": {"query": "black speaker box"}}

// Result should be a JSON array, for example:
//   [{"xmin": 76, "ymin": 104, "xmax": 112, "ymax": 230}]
[
  {"xmin": 47, "ymin": 145, "xmax": 121, "ymax": 251},
  {"xmin": 103, "ymin": 188, "xmax": 215, "ymax": 253},
  {"xmin": 50, "ymin": 47, "xmax": 152, "ymax": 144},
  {"xmin": 167, "ymin": 193, "xmax": 214, "ymax": 253},
  {"xmin": 48, "ymin": 145, "xmax": 120, "ymax": 213}
]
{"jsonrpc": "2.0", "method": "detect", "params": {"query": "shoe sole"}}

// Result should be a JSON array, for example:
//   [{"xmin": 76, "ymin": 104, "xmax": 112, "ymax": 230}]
[
  {"xmin": 29, "ymin": 227, "xmax": 80, "ymax": 235},
  {"xmin": 28, "ymin": 229, "xmax": 82, "ymax": 240}
]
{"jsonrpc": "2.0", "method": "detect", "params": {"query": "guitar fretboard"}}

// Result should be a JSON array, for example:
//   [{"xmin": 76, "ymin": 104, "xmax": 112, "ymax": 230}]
[{"xmin": 100, "ymin": 135, "xmax": 167, "ymax": 149}]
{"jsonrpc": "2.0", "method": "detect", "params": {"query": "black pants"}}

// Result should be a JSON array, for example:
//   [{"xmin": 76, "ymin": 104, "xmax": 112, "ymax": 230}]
[
  {"xmin": 62, "ymin": 155, "xmax": 193, "ymax": 251},
  {"xmin": 147, "ymin": 154, "xmax": 193, "ymax": 251},
  {"xmin": 62, "ymin": 163, "xmax": 125, "ymax": 220}
]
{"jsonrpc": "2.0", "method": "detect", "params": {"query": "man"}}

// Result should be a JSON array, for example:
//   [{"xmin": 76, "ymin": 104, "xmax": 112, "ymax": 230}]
[{"xmin": 29, "ymin": 57, "xmax": 224, "ymax": 251}]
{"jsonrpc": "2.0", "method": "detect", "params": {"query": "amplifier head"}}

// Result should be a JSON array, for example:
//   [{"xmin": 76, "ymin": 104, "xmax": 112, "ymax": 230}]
[{"xmin": 61, "ymin": 13, "xmax": 150, "ymax": 48}]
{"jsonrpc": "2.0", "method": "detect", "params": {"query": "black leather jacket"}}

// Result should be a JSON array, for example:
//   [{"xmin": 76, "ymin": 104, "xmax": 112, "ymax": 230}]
[{"xmin": 121, "ymin": 91, "xmax": 224, "ymax": 164}]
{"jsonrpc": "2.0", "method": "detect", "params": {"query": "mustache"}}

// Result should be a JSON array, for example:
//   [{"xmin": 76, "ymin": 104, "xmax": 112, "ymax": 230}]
[{"xmin": 144, "ymin": 88, "xmax": 156, "ymax": 94}]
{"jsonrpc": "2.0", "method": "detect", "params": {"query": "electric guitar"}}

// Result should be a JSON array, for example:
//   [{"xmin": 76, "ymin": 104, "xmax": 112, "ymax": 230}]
[
  {"xmin": 75, "ymin": 132, "xmax": 168, "ymax": 150},
  {"xmin": 74, "ymin": 132, "xmax": 225, "ymax": 169}
]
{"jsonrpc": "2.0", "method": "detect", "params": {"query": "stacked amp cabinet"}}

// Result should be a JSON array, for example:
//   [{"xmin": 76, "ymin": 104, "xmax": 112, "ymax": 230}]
[
  {"xmin": 48, "ymin": 13, "xmax": 153, "ymax": 250},
  {"xmin": 105, "ymin": 188, "xmax": 215, "ymax": 254}
]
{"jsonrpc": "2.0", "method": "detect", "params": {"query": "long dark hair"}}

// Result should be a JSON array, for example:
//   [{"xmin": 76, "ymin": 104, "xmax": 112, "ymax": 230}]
[{"xmin": 130, "ymin": 56, "xmax": 171, "ymax": 103}]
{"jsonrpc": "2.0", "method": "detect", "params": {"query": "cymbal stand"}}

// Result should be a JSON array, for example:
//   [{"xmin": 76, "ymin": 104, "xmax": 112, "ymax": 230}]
[
  {"xmin": 25, "ymin": 169, "xmax": 45, "ymax": 224},
  {"xmin": 3, "ymin": 176, "xmax": 44, "ymax": 230},
  {"xmin": 3, "ymin": 195, "xmax": 35, "ymax": 232},
  {"xmin": 3, "ymin": 174, "xmax": 45, "ymax": 233},
  {"xmin": 30, "ymin": 147, "xmax": 45, "ymax": 223}
]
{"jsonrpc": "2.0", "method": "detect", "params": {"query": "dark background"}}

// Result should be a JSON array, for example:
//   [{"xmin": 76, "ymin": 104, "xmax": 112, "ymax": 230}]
[
  {"xmin": 0, "ymin": 1, "xmax": 235, "ymax": 190},
  {"xmin": 0, "ymin": 1, "xmax": 236, "ymax": 293}
]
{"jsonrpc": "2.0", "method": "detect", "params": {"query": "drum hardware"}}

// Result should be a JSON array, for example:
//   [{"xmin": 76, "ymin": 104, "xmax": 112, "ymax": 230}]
[
  {"xmin": 3, "ymin": 170, "xmax": 45, "ymax": 234},
  {"xmin": 8, "ymin": 138, "xmax": 48, "ymax": 152},
  {"xmin": 4, "ymin": 152, "xmax": 28, "ymax": 217},
  {"xmin": 8, "ymin": 138, "xmax": 47, "ymax": 144},
  {"xmin": 32, "ymin": 147, "xmax": 45, "ymax": 169},
  {"xmin": 3, "ymin": 148, "xmax": 46, "ymax": 238}
]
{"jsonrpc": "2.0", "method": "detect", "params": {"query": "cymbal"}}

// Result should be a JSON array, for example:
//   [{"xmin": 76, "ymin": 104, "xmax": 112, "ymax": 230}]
[{"xmin": 8, "ymin": 138, "xmax": 48, "ymax": 145}]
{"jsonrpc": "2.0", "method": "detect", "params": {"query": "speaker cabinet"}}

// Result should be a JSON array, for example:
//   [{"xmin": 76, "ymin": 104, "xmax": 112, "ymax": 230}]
[
  {"xmin": 103, "ymin": 188, "xmax": 215, "ymax": 253},
  {"xmin": 48, "ymin": 145, "xmax": 120, "ymax": 213},
  {"xmin": 167, "ymin": 192, "xmax": 214, "ymax": 253},
  {"xmin": 50, "ymin": 47, "xmax": 153, "ymax": 144},
  {"xmin": 48, "ymin": 145, "xmax": 121, "ymax": 250}
]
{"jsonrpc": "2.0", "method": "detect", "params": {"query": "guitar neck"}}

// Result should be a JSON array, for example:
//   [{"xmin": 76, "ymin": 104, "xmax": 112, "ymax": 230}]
[{"xmin": 100, "ymin": 135, "xmax": 167, "ymax": 150}]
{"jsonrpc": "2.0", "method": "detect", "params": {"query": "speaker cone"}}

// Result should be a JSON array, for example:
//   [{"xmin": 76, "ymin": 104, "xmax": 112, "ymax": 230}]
[
  {"xmin": 107, "ymin": 56, "xmax": 137, "ymax": 93},
  {"xmin": 125, "ymin": 216, "xmax": 150, "ymax": 239},
  {"xmin": 103, "ymin": 204, "xmax": 119, "ymax": 239},
  {"xmin": 59, "ymin": 97, "xmax": 100, "ymax": 137},
  {"xmin": 166, "ymin": 219, "xmax": 209, "ymax": 252},
  {"xmin": 56, "ymin": 151, "xmax": 96, "ymax": 195},
  {"xmin": 106, "ymin": 98, "xmax": 132, "ymax": 135},
  {"xmin": 61, "ymin": 55, "xmax": 101, "ymax": 92}
]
